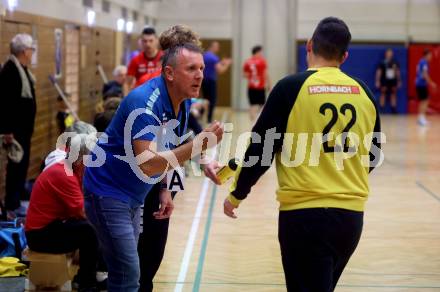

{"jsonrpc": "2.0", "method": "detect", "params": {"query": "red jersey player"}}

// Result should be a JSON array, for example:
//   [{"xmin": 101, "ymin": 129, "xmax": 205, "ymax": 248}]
[
  {"xmin": 127, "ymin": 27, "xmax": 163, "ymax": 88},
  {"xmin": 243, "ymin": 45, "xmax": 271, "ymax": 120}
]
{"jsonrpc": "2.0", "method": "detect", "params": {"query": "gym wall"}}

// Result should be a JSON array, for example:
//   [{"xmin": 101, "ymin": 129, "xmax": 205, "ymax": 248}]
[{"xmin": 154, "ymin": 0, "xmax": 440, "ymax": 110}]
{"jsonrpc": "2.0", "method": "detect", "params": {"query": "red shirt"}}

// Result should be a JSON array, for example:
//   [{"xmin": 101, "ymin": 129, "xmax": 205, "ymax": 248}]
[
  {"xmin": 136, "ymin": 69, "xmax": 162, "ymax": 87},
  {"xmin": 127, "ymin": 50, "xmax": 164, "ymax": 87},
  {"xmin": 243, "ymin": 55, "xmax": 267, "ymax": 89},
  {"xmin": 25, "ymin": 162, "xmax": 84, "ymax": 231}
]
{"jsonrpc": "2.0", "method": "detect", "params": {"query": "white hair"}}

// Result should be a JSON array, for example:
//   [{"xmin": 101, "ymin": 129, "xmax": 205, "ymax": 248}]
[
  {"xmin": 113, "ymin": 65, "xmax": 127, "ymax": 77},
  {"xmin": 10, "ymin": 34, "xmax": 33, "ymax": 56},
  {"xmin": 64, "ymin": 121, "xmax": 97, "ymax": 163},
  {"xmin": 66, "ymin": 121, "xmax": 97, "ymax": 136}
]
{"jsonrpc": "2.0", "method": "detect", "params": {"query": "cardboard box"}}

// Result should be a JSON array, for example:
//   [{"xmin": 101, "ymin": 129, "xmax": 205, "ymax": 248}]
[{"xmin": 26, "ymin": 250, "xmax": 78, "ymax": 290}]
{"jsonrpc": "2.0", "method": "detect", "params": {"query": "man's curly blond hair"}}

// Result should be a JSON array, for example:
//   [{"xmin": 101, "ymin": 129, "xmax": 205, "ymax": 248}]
[{"xmin": 159, "ymin": 24, "xmax": 202, "ymax": 51}]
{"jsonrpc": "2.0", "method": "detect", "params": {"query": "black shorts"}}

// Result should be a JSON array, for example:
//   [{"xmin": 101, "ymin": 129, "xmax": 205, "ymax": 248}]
[
  {"xmin": 247, "ymin": 88, "xmax": 266, "ymax": 105},
  {"xmin": 381, "ymin": 79, "xmax": 397, "ymax": 90},
  {"xmin": 278, "ymin": 208, "xmax": 363, "ymax": 291},
  {"xmin": 416, "ymin": 86, "xmax": 429, "ymax": 101}
]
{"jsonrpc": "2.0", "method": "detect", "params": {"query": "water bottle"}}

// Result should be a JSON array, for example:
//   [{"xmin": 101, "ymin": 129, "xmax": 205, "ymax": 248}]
[{"xmin": 216, "ymin": 158, "xmax": 239, "ymax": 184}]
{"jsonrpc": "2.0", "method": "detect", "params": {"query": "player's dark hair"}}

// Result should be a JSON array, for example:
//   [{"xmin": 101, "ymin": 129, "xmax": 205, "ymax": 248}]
[
  {"xmin": 252, "ymin": 45, "xmax": 263, "ymax": 55},
  {"xmin": 311, "ymin": 17, "xmax": 351, "ymax": 61},
  {"xmin": 423, "ymin": 49, "xmax": 431, "ymax": 57},
  {"xmin": 142, "ymin": 26, "xmax": 156, "ymax": 36}
]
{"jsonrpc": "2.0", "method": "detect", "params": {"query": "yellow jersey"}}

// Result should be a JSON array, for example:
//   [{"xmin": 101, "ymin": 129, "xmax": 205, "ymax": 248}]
[{"xmin": 228, "ymin": 67, "xmax": 381, "ymax": 212}]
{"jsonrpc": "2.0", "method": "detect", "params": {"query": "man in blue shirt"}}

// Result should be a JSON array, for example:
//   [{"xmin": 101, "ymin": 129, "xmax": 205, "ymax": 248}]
[
  {"xmin": 416, "ymin": 49, "xmax": 437, "ymax": 126},
  {"xmin": 83, "ymin": 42, "xmax": 223, "ymax": 291},
  {"xmin": 202, "ymin": 41, "xmax": 232, "ymax": 122}
]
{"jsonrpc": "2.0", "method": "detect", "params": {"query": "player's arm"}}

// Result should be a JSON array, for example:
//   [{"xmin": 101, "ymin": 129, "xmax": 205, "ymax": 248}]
[
  {"xmin": 265, "ymin": 68, "xmax": 272, "ymax": 91},
  {"xmin": 225, "ymin": 72, "xmax": 315, "ymax": 216},
  {"xmin": 242, "ymin": 62, "xmax": 250, "ymax": 79},
  {"xmin": 375, "ymin": 66, "xmax": 382, "ymax": 89},
  {"xmin": 216, "ymin": 58, "xmax": 232, "ymax": 74},
  {"xmin": 351, "ymin": 76, "xmax": 383, "ymax": 173},
  {"xmin": 396, "ymin": 63, "xmax": 402, "ymax": 88},
  {"xmin": 263, "ymin": 59, "xmax": 271, "ymax": 91},
  {"xmin": 422, "ymin": 65, "xmax": 437, "ymax": 88},
  {"xmin": 133, "ymin": 122, "xmax": 223, "ymax": 177},
  {"xmin": 369, "ymin": 111, "xmax": 382, "ymax": 173},
  {"xmin": 53, "ymin": 169, "xmax": 86, "ymax": 219},
  {"xmin": 153, "ymin": 177, "xmax": 174, "ymax": 219},
  {"xmin": 126, "ymin": 76, "xmax": 136, "ymax": 90},
  {"xmin": 227, "ymin": 80, "xmax": 290, "ymax": 204},
  {"xmin": 122, "ymin": 81, "xmax": 130, "ymax": 96},
  {"xmin": 126, "ymin": 58, "xmax": 137, "ymax": 90}
]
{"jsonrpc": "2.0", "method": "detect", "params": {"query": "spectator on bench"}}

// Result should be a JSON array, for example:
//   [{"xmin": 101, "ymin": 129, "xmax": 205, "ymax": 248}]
[
  {"xmin": 25, "ymin": 121, "xmax": 100, "ymax": 292},
  {"xmin": 102, "ymin": 65, "xmax": 127, "ymax": 98}
]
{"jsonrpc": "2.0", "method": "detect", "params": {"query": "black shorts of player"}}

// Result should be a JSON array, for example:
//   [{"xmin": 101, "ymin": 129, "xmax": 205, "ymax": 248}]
[
  {"xmin": 247, "ymin": 88, "xmax": 266, "ymax": 105},
  {"xmin": 416, "ymin": 86, "xmax": 429, "ymax": 101},
  {"xmin": 380, "ymin": 79, "xmax": 398, "ymax": 91},
  {"xmin": 278, "ymin": 208, "xmax": 363, "ymax": 291}
]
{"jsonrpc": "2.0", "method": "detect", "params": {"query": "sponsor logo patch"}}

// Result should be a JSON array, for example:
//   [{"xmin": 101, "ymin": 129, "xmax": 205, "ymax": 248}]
[{"xmin": 308, "ymin": 85, "xmax": 360, "ymax": 94}]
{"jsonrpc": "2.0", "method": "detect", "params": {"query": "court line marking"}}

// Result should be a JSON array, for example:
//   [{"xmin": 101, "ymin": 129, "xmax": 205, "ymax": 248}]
[
  {"xmin": 192, "ymin": 181, "xmax": 217, "ymax": 292},
  {"xmin": 346, "ymin": 272, "xmax": 440, "ymax": 276},
  {"xmin": 174, "ymin": 112, "xmax": 228, "ymax": 292},
  {"xmin": 270, "ymin": 271, "xmax": 440, "ymax": 276},
  {"xmin": 162, "ymin": 281, "xmax": 440, "ymax": 288},
  {"xmin": 338, "ymin": 284, "xmax": 440, "ymax": 289},
  {"xmin": 416, "ymin": 181, "xmax": 440, "ymax": 203}
]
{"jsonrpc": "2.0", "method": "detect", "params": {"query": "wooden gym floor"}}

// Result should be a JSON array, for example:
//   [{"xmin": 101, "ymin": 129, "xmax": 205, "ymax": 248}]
[{"xmin": 153, "ymin": 111, "xmax": 440, "ymax": 292}]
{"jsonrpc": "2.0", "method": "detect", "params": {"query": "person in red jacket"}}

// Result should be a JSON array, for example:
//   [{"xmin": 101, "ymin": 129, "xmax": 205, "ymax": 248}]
[
  {"xmin": 243, "ymin": 45, "xmax": 271, "ymax": 121},
  {"xmin": 127, "ymin": 27, "xmax": 163, "ymax": 89},
  {"xmin": 25, "ymin": 121, "xmax": 100, "ymax": 292},
  {"xmin": 136, "ymin": 69, "xmax": 161, "ymax": 87}
]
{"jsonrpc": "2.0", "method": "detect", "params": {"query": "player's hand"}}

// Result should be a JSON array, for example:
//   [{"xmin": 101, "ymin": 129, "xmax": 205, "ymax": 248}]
[
  {"xmin": 204, "ymin": 160, "xmax": 222, "ymax": 185},
  {"xmin": 375, "ymin": 81, "xmax": 380, "ymax": 89},
  {"xmin": 154, "ymin": 189, "xmax": 174, "ymax": 219},
  {"xmin": 223, "ymin": 58, "xmax": 232, "ymax": 65},
  {"xmin": 223, "ymin": 198, "xmax": 238, "ymax": 219},
  {"xmin": 195, "ymin": 121, "xmax": 223, "ymax": 151},
  {"xmin": 3, "ymin": 133, "xmax": 14, "ymax": 145}
]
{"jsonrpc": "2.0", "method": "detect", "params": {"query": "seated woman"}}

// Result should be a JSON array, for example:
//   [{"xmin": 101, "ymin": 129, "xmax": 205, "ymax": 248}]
[{"xmin": 25, "ymin": 121, "xmax": 100, "ymax": 292}]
